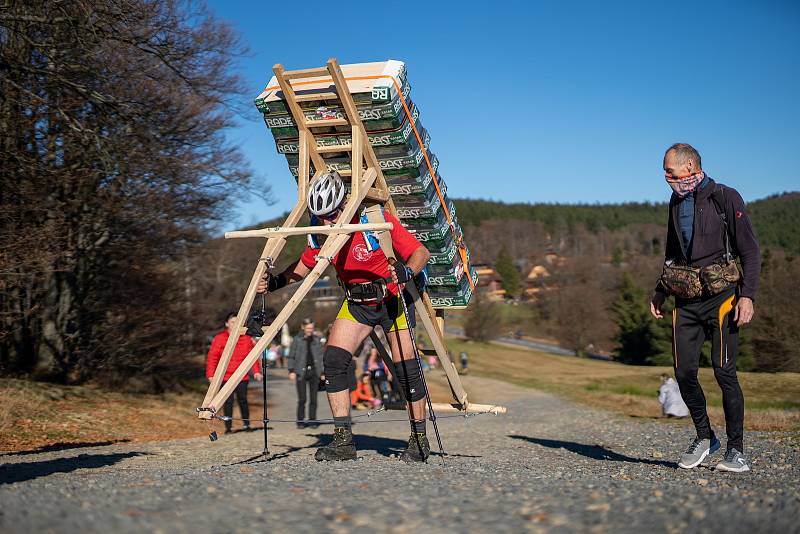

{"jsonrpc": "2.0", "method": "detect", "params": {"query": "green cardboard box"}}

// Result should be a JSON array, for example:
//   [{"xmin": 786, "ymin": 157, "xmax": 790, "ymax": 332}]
[{"xmin": 428, "ymin": 268, "xmax": 478, "ymax": 309}]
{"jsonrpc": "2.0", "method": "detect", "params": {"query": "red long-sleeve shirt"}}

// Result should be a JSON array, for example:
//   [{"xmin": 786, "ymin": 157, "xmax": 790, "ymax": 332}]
[
  {"xmin": 300, "ymin": 212, "xmax": 423, "ymax": 298},
  {"xmin": 205, "ymin": 330, "xmax": 259, "ymax": 381}
]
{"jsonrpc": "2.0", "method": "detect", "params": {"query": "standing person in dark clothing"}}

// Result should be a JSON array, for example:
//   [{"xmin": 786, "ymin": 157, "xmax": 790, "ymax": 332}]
[
  {"xmin": 206, "ymin": 312, "xmax": 262, "ymax": 434},
  {"xmin": 288, "ymin": 318, "xmax": 324, "ymax": 428},
  {"xmin": 650, "ymin": 143, "xmax": 761, "ymax": 473}
]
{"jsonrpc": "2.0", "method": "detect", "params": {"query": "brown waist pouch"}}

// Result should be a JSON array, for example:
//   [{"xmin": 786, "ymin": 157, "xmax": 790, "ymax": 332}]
[
  {"xmin": 661, "ymin": 263, "xmax": 702, "ymax": 299},
  {"xmin": 700, "ymin": 260, "xmax": 741, "ymax": 295}
]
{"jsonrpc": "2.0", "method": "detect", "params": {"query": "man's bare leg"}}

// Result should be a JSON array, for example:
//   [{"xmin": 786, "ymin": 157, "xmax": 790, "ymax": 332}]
[
  {"xmin": 387, "ymin": 325, "xmax": 431, "ymax": 461},
  {"xmin": 314, "ymin": 317, "xmax": 372, "ymax": 461}
]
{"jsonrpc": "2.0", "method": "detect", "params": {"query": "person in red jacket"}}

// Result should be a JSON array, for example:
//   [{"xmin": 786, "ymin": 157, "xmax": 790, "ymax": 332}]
[{"xmin": 206, "ymin": 312, "xmax": 262, "ymax": 434}]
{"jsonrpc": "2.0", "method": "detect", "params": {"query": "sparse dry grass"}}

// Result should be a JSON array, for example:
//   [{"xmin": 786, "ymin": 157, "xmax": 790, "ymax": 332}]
[
  {"xmin": 446, "ymin": 337, "xmax": 800, "ymax": 433},
  {"xmin": 0, "ymin": 379, "xmax": 223, "ymax": 452}
]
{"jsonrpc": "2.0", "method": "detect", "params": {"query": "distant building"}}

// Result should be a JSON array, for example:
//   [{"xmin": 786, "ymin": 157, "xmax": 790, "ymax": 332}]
[
  {"xmin": 526, "ymin": 265, "xmax": 551, "ymax": 280},
  {"xmin": 474, "ymin": 263, "xmax": 506, "ymax": 300}
]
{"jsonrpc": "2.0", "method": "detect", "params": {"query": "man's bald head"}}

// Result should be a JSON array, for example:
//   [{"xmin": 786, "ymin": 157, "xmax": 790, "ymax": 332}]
[{"xmin": 664, "ymin": 143, "xmax": 702, "ymax": 173}]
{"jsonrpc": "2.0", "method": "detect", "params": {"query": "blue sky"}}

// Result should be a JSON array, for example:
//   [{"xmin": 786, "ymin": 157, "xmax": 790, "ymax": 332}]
[{"xmin": 208, "ymin": 0, "xmax": 800, "ymax": 231}]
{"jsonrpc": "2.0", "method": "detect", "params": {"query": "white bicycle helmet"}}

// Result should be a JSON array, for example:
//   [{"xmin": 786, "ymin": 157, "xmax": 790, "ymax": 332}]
[{"xmin": 307, "ymin": 171, "xmax": 346, "ymax": 216}]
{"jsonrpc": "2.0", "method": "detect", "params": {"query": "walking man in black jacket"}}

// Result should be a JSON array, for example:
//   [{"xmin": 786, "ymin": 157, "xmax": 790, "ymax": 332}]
[
  {"xmin": 650, "ymin": 143, "xmax": 761, "ymax": 473},
  {"xmin": 288, "ymin": 318, "xmax": 325, "ymax": 428}
]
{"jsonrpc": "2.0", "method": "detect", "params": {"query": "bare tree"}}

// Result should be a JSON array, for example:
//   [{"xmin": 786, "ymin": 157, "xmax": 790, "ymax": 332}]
[{"xmin": 0, "ymin": 0, "xmax": 270, "ymax": 388}]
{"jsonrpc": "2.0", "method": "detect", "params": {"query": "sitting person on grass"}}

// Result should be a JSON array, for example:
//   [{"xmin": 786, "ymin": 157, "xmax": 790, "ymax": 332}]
[{"xmin": 351, "ymin": 373, "xmax": 381, "ymax": 410}]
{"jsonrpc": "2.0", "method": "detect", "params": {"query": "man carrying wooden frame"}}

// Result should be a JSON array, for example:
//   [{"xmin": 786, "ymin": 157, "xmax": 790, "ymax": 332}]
[
  {"xmin": 200, "ymin": 59, "xmax": 504, "ymax": 460},
  {"xmin": 258, "ymin": 171, "xmax": 433, "ymax": 462}
]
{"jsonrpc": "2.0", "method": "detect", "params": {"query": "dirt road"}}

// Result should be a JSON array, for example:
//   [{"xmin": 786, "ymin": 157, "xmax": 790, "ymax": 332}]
[{"xmin": 1, "ymin": 372, "xmax": 798, "ymax": 533}]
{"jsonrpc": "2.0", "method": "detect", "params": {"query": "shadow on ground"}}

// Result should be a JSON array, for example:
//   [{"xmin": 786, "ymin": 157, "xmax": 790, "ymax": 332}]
[
  {"xmin": 316, "ymin": 433, "xmax": 408, "ymax": 457},
  {"xmin": 0, "ymin": 452, "xmax": 148, "ymax": 485},
  {"xmin": 224, "ymin": 433, "xmax": 409, "ymax": 464},
  {"xmin": 510, "ymin": 435, "xmax": 676, "ymax": 468},
  {"xmin": 1, "ymin": 440, "xmax": 132, "ymax": 457}
]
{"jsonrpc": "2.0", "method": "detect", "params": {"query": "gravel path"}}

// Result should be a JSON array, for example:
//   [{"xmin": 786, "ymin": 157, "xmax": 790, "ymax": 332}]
[{"xmin": 1, "ymin": 372, "xmax": 798, "ymax": 533}]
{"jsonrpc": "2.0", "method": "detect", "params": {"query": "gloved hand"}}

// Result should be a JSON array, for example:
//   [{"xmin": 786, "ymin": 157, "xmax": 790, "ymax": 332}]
[
  {"xmin": 257, "ymin": 272, "xmax": 288, "ymax": 294},
  {"xmin": 389, "ymin": 259, "xmax": 414, "ymax": 285}
]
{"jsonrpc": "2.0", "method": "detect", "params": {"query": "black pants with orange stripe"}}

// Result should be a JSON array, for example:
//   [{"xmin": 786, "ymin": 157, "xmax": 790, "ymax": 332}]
[{"xmin": 673, "ymin": 286, "xmax": 744, "ymax": 452}]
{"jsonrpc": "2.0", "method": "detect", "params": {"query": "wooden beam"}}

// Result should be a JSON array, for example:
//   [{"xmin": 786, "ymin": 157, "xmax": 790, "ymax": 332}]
[
  {"xmin": 362, "ymin": 205, "xmax": 469, "ymax": 407},
  {"xmin": 297, "ymin": 131, "xmax": 311, "ymax": 198},
  {"xmin": 363, "ymin": 188, "xmax": 390, "ymax": 203},
  {"xmin": 283, "ymin": 66, "xmax": 331, "ymax": 80},
  {"xmin": 351, "ymin": 126, "xmax": 362, "ymax": 200},
  {"xmin": 200, "ymin": 198, "xmax": 307, "ymax": 408},
  {"xmin": 408, "ymin": 282, "xmax": 468, "ymax": 406},
  {"xmin": 294, "ymin": 91, "xmax": 338, "ymax": 102},
  {"xmin": 200, "ymin": 64, "xmax": 382, "ymax": 416},
  {"xmin": 273, "ymin": 65, "xmax": 327, "ymax": 172},
  {"xmin": 435, "ymin": 309, "xmax": 446, "ymax": 338},
  {"xmin": 202, "ymin": 60, "xmax": 500, "ymax": 423},
  {"xmin": 430, "ymin": 403, "xmax": 507, "ymax": 415},
  {"xmin": 225, "ymin": 222, "xmax": 393, "ymax": 240},
  {"xmin": 305, "ymin": 118, "xmax": 349, "ymax": 128},
  {"xmin": 204, "ymin": 232, "xmax": 352, "ymax": 416},
  {"xmin": 317, "ymin": 144, "xmax": 352, "ymax": 153},
  {"xmin": 204, "ymin": 191, "xmax": 375, "ymax": 416},
  {"xmin": 326, "ymin": 58, "xmax": 360, "ymax": 127}
]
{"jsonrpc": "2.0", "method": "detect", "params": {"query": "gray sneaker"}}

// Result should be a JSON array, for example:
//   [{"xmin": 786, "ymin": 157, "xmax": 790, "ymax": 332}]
[
  {"xmin": 678, "ymin": 436, "xmax": 721, "ymax": 469},
  {"xmin": 715, "ymin": 448, "xmax": 750, "ymax": 473}
]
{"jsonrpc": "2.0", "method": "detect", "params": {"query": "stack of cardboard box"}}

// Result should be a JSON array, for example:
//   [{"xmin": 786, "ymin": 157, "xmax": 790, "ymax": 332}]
[{"xmin": 255, "ymin": 60, "xmax": 476, "ymax": 308}]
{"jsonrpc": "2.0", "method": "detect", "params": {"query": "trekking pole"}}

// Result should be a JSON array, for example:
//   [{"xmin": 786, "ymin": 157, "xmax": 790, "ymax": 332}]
[
  {"xmin": 391, "ymin": 260, "xmax": 446, "ymax": 465},
  {"xmin": 261, "ymin": 351, "xmax": 269, "ymax": 455},
  {"xmin": 260, "ymin": 293, "xmax": 270, "ymax": 456}
]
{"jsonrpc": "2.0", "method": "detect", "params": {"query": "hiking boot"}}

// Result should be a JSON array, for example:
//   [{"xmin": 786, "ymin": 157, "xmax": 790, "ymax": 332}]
[
  {"xmin": 678, "ymin": 435, "xmax": 721, "ymax": 469},
  {"xmin": 314, "ymin": 428, "xmax": 357, "ymax": 461},
  {"xmin": 400, "ymin": 433, "xmax": 431, "ymax": 463},
  {"xmin": 715, "ymin": 448, "xmax": 750, "ymax": 473}
]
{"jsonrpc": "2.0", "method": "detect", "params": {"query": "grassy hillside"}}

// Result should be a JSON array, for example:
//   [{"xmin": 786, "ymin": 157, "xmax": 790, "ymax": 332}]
[
  {"xmin": 444, "ymin": 337, "xmax": 800, "ymax": 436},
  {"xmin": 748, "ymin": 192, "xmax": 800, "ymax": 254},
  {"xmin": 453, "ymin": 192, "xmax": 800, "ymax": 255},
  {"xmin": 0, "ymin": 378, "xmax": 211, "ymax": 452}
]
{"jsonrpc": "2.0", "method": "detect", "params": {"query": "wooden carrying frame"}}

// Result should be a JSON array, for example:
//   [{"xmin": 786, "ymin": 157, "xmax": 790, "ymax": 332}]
[{"xmin": 198, "ymin": 59, "xmax": 505, "ymax": 420}]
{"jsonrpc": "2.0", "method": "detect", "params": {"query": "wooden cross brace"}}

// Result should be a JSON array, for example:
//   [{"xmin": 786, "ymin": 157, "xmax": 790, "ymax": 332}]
[{"xmin": 198, "ymin": 58, "xmax": 506, "ymax": 420}]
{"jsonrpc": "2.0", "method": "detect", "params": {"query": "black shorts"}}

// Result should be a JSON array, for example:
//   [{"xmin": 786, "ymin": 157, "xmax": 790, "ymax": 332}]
[{"xmin": 336, "ymin": 291, "xmax": 416, "ymax": 333}]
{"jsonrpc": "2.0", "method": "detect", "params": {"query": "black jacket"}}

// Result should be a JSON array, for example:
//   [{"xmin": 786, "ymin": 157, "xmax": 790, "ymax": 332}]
[
  {"xmin": 656, "ymin": 177, "xmax": 761, "ymax": 300},
  {"xmin": 287, "ymin": 332, "xmax": 324, "ymax": 375}
]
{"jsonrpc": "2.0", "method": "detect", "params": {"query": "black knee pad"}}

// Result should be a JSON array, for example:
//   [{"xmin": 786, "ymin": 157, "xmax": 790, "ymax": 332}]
[
  {"xmin": 394, "ymin": 358, "xmax": 425, "ymax": 402},
  {"xmin": 323, "ymin": 346, "xmax": 353, "ymax": 393}
]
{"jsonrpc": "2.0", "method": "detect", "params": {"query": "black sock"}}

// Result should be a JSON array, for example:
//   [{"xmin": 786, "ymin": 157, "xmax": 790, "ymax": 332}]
[
  {"xmin": 334, "ymin": 416, "xmax": 351, "ymax": 432},
  {"xmin": 411, "ymin": 419, "xmax": 426, "ymax": 435}
]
